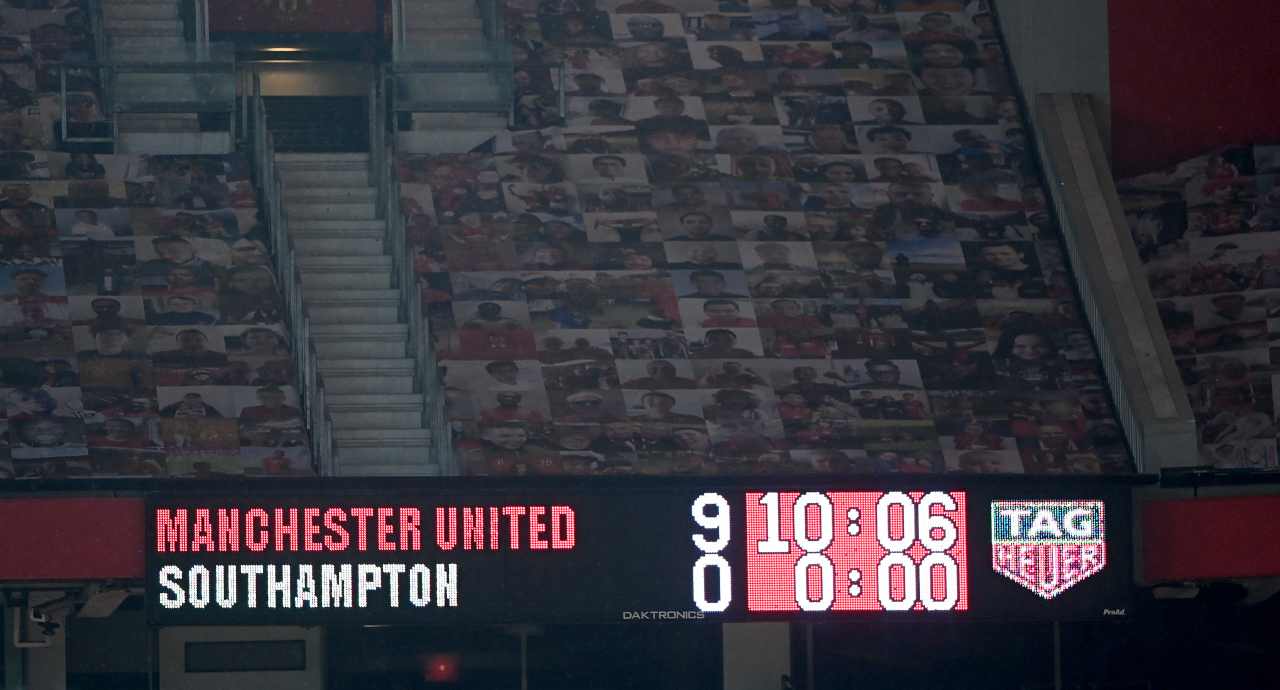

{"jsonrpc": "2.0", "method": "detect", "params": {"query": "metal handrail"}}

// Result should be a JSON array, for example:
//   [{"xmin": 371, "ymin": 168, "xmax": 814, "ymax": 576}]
[
  {"xmin": 477, "ymin": 0, "xmax": 504, "ymax": 42},
  {"xmin": 87, "ymin": 0, "xmax": 108, "ymax": 63},
  {"xmin": 376, "ymin": 66, "xmax": 453, "ymax": 474},
  {"xmin": 193, "ymin": 0, "xmax": 210, "ymax": 60},
  {"xmin": 251, "ymin": 79, "xmax": 336, "ymax": 476},
  {"xmin": 558, "ymin": 59, "xmax": 567, "ymax": 119},
  {"xmin": 391, "ymin": 0, "xmax": 404, "ymax": 64}
]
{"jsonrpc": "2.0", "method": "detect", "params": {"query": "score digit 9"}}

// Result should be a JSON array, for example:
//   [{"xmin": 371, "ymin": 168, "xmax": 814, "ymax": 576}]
[{"xmin": 691, "ymin": 493, "xmax": 732, "ymax": 613}]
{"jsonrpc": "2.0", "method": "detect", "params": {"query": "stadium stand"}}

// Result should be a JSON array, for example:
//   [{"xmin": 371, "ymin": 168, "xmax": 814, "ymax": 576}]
[
  {"xmin": 0, "ymin": 2, "xmax": 308, "ymax": 479},
  {"xmin": 397, "ymin": 0, "xmax": 1137, "ymax": 476},
  {"xmin": 1120, "ymin": 144, "xmax": 1280, "ymax": 472}
]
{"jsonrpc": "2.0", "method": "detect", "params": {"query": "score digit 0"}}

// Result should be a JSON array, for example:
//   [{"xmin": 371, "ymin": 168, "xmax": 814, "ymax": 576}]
[
  {"xmin": 747, "ymin": 491, "xmax": 967, "ymax": 613},
  {"xmin": 691, "ymin": 493, "xmax": 732, "ymax": 613}
]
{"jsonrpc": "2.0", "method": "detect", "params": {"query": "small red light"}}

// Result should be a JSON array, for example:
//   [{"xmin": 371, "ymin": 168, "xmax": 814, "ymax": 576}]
[{"xmin": 420, "ymin": 653, "xmax": 460, "ymax": 683}]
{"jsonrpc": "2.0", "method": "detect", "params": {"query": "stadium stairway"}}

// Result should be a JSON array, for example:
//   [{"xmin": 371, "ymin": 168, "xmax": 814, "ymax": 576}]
[
  {"xmin": 402, "ymin": 0, "xmax": 484, "ymax": 48},
  {"xmin": 395, "ymin": 0, "xmax": 511, "ymax": 153},
  {"xmin": 276, "ymin": 152, "xmax": 437, "ymax": 475},
  {"xmin": 102, "ymin": 0, "xmax": 184, "ymax": 50}
]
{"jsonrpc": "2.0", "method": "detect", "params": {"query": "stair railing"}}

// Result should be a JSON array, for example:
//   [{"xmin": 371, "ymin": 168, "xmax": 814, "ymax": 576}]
[
  {"xmin": 87, "ymin": 0, "xmax": 108, "ymax": 65},
  {"xmin": 193, "ymin": 0, "xmax": 210, "ymax": 60},
  {"xmin": 376, "ymin": 66, "xmax": 454, "ymax": 475},
  {"xmin": 251, "ymin": 75, "xmax": 337, "ymax": 476},
  {"xmin": 478, "ymin": 0, "xmax": 505, "ymax": 43},
  {"xmin": 390, "ymin": 0, "xmax": 405, "ymax": 64},
  {"xmin": 558, "ymin": 58, "xmax": 567, "ymax": 120}
]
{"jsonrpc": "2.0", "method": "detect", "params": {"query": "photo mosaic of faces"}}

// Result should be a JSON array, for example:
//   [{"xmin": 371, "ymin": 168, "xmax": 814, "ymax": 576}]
[
  {"xmin": 0, "ymin": 152, "xmax": 311, "ymax": 479},
  {"xmin": 403, "ymin": 0, "xmax": 1134, "ymax": 476},
  {"xmin": 1, "ymin": 1, "xmax": 106, "ymax": 151},
  {"xmin": 1121, "ymin": 144, "xmax": 1280, "ymax": 472}
]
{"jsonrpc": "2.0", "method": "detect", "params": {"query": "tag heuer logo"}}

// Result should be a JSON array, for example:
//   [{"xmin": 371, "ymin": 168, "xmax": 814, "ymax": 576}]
[{"xmin": 991, "ymin": 500, "xmax": 1106, "ymax": 600}]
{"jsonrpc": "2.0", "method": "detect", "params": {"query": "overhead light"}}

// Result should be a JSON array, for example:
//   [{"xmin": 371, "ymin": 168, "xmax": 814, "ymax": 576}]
[{"xmin": 263, "ymin": 47, "xmax": 303, "ymax": 52}]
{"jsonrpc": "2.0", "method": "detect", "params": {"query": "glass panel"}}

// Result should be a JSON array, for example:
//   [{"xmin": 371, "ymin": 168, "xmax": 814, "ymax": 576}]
[
  {"xmin": 393, "ymin": 70, "xmax": 509, "ymax": 112},
  {"xmin": 397, "ymin": 39, "xmax": 512, "ymax": 67},
  {"xmin": 104, "ymin": 40, "xmax": 235, "ymax": 66},
  {"xmin": 112, "ymin": 72, "xmax": 235, "ymax": 112}
]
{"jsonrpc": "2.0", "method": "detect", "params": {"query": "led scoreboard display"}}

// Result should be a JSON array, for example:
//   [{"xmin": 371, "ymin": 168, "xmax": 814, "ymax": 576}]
[{"xmin": 146, "ymin": 482, "xmax": 1131, "ymax": 625}]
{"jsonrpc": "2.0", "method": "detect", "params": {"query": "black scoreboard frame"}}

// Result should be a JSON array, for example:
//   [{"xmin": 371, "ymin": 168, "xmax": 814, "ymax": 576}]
[{"xmin": 143, "ymin": 475, "xmax": 1137, "ymax": 626}]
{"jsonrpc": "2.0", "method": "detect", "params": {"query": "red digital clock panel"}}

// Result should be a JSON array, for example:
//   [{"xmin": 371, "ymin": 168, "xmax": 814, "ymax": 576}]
[{"xmin": 744, "ymin": 491, "xmax": 969, "ymax": 613}]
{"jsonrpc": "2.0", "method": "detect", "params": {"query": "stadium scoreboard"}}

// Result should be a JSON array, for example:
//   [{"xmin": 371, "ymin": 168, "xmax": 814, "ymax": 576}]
[{"xmin": 147, "ymin": 482, "xmax": 1131, "ymax": 625}]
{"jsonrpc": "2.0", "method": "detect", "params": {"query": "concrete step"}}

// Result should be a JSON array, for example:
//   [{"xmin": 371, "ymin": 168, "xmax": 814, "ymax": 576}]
[
  {"xmin": 404, "ymin": 14, "xmax": 482, "ymax": 30},
  {"xmin": 288, "ymin": 218, "xmax": 385, "ymax": 233},
  {"xmin": 335, "ymin": 428, "xmax": 432, "ymax": 444},
  {"xmin": 334, "ymin": 431, "xmax": 438, "ymax": 470},
  {"xmin": 105, "ymin": 18, "xmax": 182, "ymax": 33},
  {"xmin": 404, "ymin": 28, "xmax": 486, "ymax": 45},
  {"xmin": 333, "ymin": 460, "xmax": 442, "ymax": 477},
  {"xmin": 117, "ymin": 113, "xmax": 200, "ymax": 133},
  {"xmin": 306, "ymin": 291, "xmax": 401, "ymax": 324},
  {"xmin": 328, "ymin": 394, "xmax": 425, "ymax": 428},
  {"xmin": 399, "ymin": 41, "xmax": 499, "ymax": 65},
  {"xmin": 286, "ymin": 202, "xmax": 377, "ymax": 221},
  {"xmin": 115, "ymin": 131, "xmax": 232, "ymax": 154},
  {"xmin": 299, "ymin": 267, "xmax": 393, "ymax": 290},
  {"xmin": 397, "ymin": 129, "xmax": 499, "ymax": 155},
  {"xmin": 412, "ymin": 112, "xmax": 508, "ymax": 129},
  {"xmin": 307, "ymin": 286, "xmax": 401, "ymax": 303},
  {"xmin": 397, "ymin": 72, "xmax": 500, "ymax": 104},
  {"xmin": 297, "ymin": 254, "xmax": 392, "ymax": 271},
  {"xmin": 292, "ymin": 233, "xmax": 385, "ymax": 256},
  {"xmin": 307, "ymin": 321, "xmax": 401, "ymax": 337},
  {"xmin": 283, "ymin": 186, "xmax": 377, "ymax": 203},
  {"xmin": 318, "ymin": 357, "xmax": 417, "ymax": 374},
  {"xmin": 322, "ymin": 371, "xmax": 417, "ymax": 395},
  {"xmin": 403, "ymin": 0, "xmax": 472, "ymax": 9},
  {"xmin": 276, "ymin": 153, "xmax": 369, "ymax": 171},
  {"xmin": 112, "ymin": 73, "xmax": 204, "ymax": 102},
  {"xmin": 278, "ymin": 169, "xmax": 371, "ymax": 187},
  {"xmin": 104, "ymin": 2, "xmax": 179, "ymax": 20},
  {"xmin": 311, "ymin": 321, "xmax": 407, "ymax": 358},
  {"xmin": 107, "ymin": 35, "xmax": 186, "ymax": 52},
  {"xmin": 315, "ymin": 337, "xmax": 407, "ymax": 358}
]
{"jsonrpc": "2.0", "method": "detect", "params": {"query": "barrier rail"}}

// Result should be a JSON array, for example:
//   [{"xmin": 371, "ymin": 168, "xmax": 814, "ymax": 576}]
[
  {"xmin": 391, "ymin": 0, "xmax": 404, "ymax": 64},
  {"xmin": 558, "ymin": 59, "xmax": 567, "ymax": 120},
  {"xmin": 375, "ymin": 67, "xmax": 454, "ymax": 474},
  {"xmin": 250, "ymin": 76, "xmax": 336, "ymax": 476},
  {"xmin": 193, "ymin": 0, "xmax": 210, "ymax": 60},
  {"xmin": 477, "ymin": 0, "xmax": 505, "ymax": 42},
  {"xmin": 87, "ymin": 0, "xmax": 108, "ymax": 67},
  {"xmin": 62, "ymin": 42, "xmax": 236, "ymax": 148},
  {"xmin": 1032, "ymin": 93, "xmax": 1197, "ymax": 472}
]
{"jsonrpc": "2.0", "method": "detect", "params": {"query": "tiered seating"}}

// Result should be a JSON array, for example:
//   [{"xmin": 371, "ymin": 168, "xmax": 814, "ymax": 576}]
[
  {"xmin": 1120, "ymin": 145, "xmax": 1280, "ymax": 471},
  {"xmin": 0, "ymin": 1, "xmax": 106, "ymax": 149},
  {"xmin": 0, "ymin": 151, "xmax": 311, "ymax": 479},
  {"xmin": 400, "ymin": 0, "xmax": 1134, "ymax": 475}
]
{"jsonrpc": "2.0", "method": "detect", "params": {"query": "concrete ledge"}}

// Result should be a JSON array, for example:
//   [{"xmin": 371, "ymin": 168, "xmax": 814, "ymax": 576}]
[{"xmin": 1033, "ymin": 93, "xmax": 1198, "ymax": 471}]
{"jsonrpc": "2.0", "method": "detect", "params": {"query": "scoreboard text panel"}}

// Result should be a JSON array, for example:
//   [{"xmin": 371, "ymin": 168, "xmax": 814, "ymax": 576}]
[{"xmin": 146, "ymin": 483, "xmax": 1130, "ymax": 625}]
